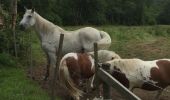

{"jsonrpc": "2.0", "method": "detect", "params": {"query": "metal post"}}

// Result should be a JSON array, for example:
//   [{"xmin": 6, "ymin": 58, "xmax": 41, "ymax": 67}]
[{"xmin": 50, "ymin": 34, "xmax": 64, "ymax": 100}]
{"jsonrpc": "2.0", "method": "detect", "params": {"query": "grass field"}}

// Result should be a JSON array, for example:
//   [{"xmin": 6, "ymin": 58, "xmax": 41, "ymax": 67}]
[
  {"xmin": 0, "ymin": 54, "xmax": 50, "ymax": 100},
  {"xmin": 1, "ymin": 25, "xmax": 170, "ymax": 100}
]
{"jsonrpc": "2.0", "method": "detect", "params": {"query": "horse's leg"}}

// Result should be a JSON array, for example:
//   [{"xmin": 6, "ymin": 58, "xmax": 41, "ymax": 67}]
[
  {"xmin": 43, "ymin": 53, "xmax": 50, "ymax": 81},
  {"xmin": 90, "ymin": 75, "xmax": 102, "ymax": 98},
  {"xmin": 48, "ymin": 52, "xmax": 57, "ymax": 80},
  {"xmin": 85, "ymin": 79, "xmax": 89, "ymax": 93},
  {"xmin": 154, "ymin": 89, "xmax": 163, "ymax": 100}
]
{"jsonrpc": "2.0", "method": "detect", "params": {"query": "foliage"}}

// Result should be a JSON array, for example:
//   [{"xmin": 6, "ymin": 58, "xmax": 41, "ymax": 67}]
[
  {"xmin": 0, "ymin": 53, "xmax": 17, "ymax": 67},
  {"xmin": 1, "ymin": 0, "xmax": 170, "ymax": 25},
  {"xmin": 157, "ymin": 1, "xmax": 170, "ymax": 24}
]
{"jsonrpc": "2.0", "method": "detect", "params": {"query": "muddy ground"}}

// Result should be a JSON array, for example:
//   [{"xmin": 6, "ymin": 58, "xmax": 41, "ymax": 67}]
[{"xmin": 27, "ymin": 65, "xmax": 170, "ymax": 100}]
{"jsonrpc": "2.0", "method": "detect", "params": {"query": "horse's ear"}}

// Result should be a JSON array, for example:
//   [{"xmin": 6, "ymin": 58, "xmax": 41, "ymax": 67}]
[
  {"xmin": 24, "ymin": 6, "xmax": 27, "ymax": 11},
  {"xmin": 31, "ymin": 8, "xmax": 35, "ymax": 13}
]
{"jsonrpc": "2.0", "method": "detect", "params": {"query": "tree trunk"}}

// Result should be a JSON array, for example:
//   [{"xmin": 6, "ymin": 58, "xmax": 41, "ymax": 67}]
[{"xmin": 11, "ymin": 0, "xmax": 18, "ymax": 57}]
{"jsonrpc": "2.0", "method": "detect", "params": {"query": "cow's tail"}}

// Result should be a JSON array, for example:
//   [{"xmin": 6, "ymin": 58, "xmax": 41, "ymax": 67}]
[
  {"xmin": 97, "ymin": 31, "xmax": 112, "ymax": 49},
  {"xmin": 59, "ymin": 58, "xmax": 83, "ymax": 99}
]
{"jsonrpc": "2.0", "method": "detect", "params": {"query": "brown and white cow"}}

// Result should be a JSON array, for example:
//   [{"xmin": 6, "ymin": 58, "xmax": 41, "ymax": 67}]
[
  {"xmin": 101, "ymin": 58, "xmax": 170, "ymax": 99},
  {"xmin": 59, "ymin": 50, "xmax": 121, "ymax": 100}
]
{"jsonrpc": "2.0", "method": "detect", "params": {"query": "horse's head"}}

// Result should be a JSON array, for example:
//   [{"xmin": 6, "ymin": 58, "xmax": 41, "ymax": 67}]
[
  {"xmin": 97, "ymin": 50, "xmax": 121, "ymax": 63},
  {"xmin": 19, "ymin": 7, "xmax": 36, "ymax": 30},
  {"xmin": 88, "ymin": 50, "xmax": 121, "ymax": 63}
]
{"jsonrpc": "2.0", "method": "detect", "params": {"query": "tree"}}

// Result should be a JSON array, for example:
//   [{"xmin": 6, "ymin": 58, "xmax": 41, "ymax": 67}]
[
  {"xmin": 157, "ymin": 1, "xmax": 170, "ymax": 24},
  {"xmin": 11, "ymin": 0, "xmax": 18, "ymax": 57}
]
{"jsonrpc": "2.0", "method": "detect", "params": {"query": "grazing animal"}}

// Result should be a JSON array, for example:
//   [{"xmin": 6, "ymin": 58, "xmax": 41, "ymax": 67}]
[
  {"xmin": 100, "ymin": 58, "xmax": 170, "ymax": 99},
  {"xmin": 19, "ymin": 8, "xmax": 111, "ymax": 80},
  {"xmin": 59, "ymin": 50, "xmax": 121, "ymax": 99}
]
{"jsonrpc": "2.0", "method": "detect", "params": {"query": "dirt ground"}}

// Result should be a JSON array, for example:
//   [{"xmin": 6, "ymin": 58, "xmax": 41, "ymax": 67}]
[{"xmin": 27, "ymin": 65, "xmax": 170, "ymax": 100}]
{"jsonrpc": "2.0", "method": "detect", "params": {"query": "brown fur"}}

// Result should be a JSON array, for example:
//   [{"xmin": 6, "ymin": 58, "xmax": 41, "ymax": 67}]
[
  {"xmin": 111, "ymin": 66, "xmax": 130, "ymax": 88},
  {"xmin": 66, "ymin": 53, "xmax": 94, "ymax": 85},
  {"xmin": 142, "ymin": 60, "xmax": 170, "ymax": 90}
]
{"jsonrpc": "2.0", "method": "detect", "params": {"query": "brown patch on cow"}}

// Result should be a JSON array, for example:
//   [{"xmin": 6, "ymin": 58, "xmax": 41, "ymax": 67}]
[
  {"xmin": 156, "ymin": 60, "xmax": 170, "ymax": 83},
  {"xmin": 111, "ymin": 66, "xmax": 129, "ymax": 88},
  {"xmin": 142, "ymin": 60, "xmax": 170, "ymax": 91},
  {"xmin": 65, "ymin": 53, "xmax": 94, "ymax": 85},
  {"xmin": 150, "ymin": 67, "xmax": 161, "ymax": 81}
]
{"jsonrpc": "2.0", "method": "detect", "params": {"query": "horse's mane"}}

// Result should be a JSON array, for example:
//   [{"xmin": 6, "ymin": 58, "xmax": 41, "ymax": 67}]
[{"xmin": 34, "ymin": 11, "xmax": 64, "ymax": 33}]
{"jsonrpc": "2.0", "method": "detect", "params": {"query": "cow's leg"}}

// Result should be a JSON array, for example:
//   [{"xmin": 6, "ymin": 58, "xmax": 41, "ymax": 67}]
[{"xmin": 154, "ymin": 89, "xmax": 163, "ymax": 100}]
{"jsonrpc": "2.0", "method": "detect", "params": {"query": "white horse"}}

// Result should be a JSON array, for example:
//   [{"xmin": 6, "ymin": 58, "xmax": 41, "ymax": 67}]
[
  {"xmin": 59, "ymin": 50, "xmax": 121, "ymax": 99},
  {"xmin": 19, "ymin": 8, "xmax": 111, "ymax": 80},
  {"xmin": 92, "ymin": 58, "xmax": 170, "ymax": 99}
]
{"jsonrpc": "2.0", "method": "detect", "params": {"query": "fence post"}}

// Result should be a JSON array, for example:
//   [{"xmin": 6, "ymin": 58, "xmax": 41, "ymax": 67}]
[
  {"xmin": 93, "ymin": 43, "xmax": 104, "ymax": 98},
  {"xmin": 102, "ymin": 64, "xmax": 111, "ymax": 100},
  {"xmin": 50, "ymin": 34, "xmax": 64, "ymax": 100},
  {"xmin": 94, "ymin": 43, "xmax": 98, "ymax": 72}
]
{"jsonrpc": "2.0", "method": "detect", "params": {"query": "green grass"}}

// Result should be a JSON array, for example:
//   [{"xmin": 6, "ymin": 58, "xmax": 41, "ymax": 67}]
[{"xmin": 0, "ymin": 54, "xmax": 50, "ymax": 100}]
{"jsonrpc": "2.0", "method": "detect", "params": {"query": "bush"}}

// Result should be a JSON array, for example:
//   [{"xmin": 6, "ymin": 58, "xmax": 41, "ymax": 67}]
[{"xmin": 0, "ymin": 53, "xmax": 17, "ymax": 67}]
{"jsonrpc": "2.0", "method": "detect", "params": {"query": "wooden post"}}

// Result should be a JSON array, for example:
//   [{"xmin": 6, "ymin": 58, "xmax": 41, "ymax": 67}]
[
  {"xmin": 50, "ymin": 34, "xmax": 64, "ymax": 100},
  {"xmin": 102, "ymin": 64, "xmax": 111, "ymax": 100},
  {"xmin": 93, "ymin": 43, "xmax": 102, "ymax": 98},
  {"xmin": 94, "ymin": 42, "xmax": 98, "ymax": 72}
]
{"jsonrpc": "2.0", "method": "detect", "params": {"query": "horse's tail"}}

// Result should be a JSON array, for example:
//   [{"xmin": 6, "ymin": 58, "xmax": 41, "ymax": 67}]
[
  {"xmin": 59, "ymin": 58, "xmax": 83, "ymax": 99},
  {"xmin": 97, "ymin": 31, "xmax": 111, "ymax": 49}
]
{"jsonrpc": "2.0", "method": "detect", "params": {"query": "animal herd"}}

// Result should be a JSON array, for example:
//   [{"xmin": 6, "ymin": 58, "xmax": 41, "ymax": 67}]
[{"xmin": 19, "ymin": 8, "xmax": 170, "ymax": 100}]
